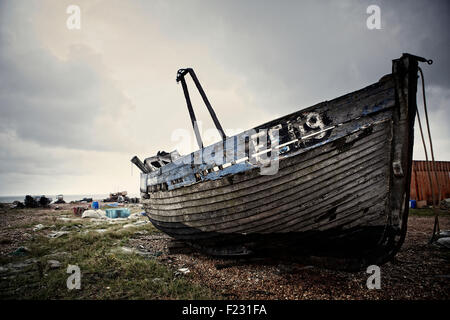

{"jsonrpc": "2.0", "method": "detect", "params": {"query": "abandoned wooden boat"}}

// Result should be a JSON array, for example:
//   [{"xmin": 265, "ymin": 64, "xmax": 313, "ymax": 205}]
[{"xmin": 132, "ymin": 53, "xmax": 433, "ymax": 266}]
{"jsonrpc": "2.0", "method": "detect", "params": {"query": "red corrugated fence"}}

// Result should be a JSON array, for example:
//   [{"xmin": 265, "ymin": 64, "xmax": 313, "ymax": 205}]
[{"xmin": 410, "ymin": 160, "xmax": 450, "ymax": 203}]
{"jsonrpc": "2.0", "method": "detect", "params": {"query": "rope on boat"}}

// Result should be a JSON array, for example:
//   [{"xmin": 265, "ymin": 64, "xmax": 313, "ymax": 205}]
[{"xmin": 416, "ymin": 66, "xmax": 441, "ymax": 243}]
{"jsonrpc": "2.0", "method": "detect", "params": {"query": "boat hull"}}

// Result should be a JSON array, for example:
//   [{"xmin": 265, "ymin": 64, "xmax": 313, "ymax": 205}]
[
  {"xmin": 145, "ymin": 119, "xmax": 392, "ymax": 257},
  {"xmin": 139, "ymin": 54, "xmax": 421, "ymax": 266}
]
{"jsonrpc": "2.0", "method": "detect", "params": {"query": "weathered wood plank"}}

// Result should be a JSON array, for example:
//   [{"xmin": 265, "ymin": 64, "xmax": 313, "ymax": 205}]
[
  {"xmin": 147, "ymin": 111, "xmax": 392, "ymax": 200},
  {"xmin": 148, "ymin": 126, "xmax": 389, "ymax": 211},
  {"xmin": 144, "ymin": 120, "xmax": 391, "ymax": 219},
  {"xmin": 148, "ymin": 159, "xmax": 389, "ymax": 236},
  {"xmin": 141, "ymin": 77, "xmax": 395, "ymax": 191},
  {"xmin": 147, "ymin": 144, "xmax": 390, "ymax": 234}
]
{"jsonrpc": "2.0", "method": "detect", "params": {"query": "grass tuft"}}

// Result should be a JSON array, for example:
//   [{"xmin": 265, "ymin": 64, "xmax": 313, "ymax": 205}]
[{"xmin": 0, "ymin": 214, "xmax": 217, "ymax": 300}]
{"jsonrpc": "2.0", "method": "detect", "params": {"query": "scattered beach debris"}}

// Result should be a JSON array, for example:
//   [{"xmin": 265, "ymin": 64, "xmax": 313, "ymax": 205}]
[
  {"xmin": 123, "ymin": 220, "xmax": 148, "ymax": 229},
  {"xmin": 24, "ymin": 195, "xmax": 52, "ymax": 208},
  {"xmin": 73, "ymin": 206, "xmax": 88, "ymax": 216},
  {"xmin": 133, "ymin": 230, "xmax": 149, "ymax": 236},
  {"xmin": 438, "ymin": 230, "xmax": 450, "ymax": 237},
  {"xmin": 103, "ymin": 191, "xmax": 140, "ymax": 204},
  {"xmin": 1, "ymin": 201, "xmax": 448, "ymax": 299},
  {"xmin": 416, "ymin": 200, "xmax": 428, "ymax": 209},
  {"xmin": 104, "ymin": 191, "xmax": 128, "ymax": 203},
  {"xmin": 47, "ymin": 260, "xmax": 61, "ymax": 269},
  {"xmin": 106, "ymin": 202, "xmax": 119, "ymax": 207},
  {"xmin": 110, "ymin": 246, "xmax": 160, "ymax": 258},
  {"xmin": 0, "ymin": 258, "xmax": 37, "ymax": 274},
  {"xmin": 440, "ymin": 198, "xmax": 450, "ymax": 211},
  {"xmin": 33, "ymin": 224, "xmax": 45, "ymax": 232},
  {"xmin": 47, "ymin": 231, "xmax": 70, "ymax": 238},
  {"xmin": 105, "ymin": 208, "xmax": 130, "ymax": 219},
  {"xmin": 58, "ymin": 217, "xmax": 83, "ymax": 222},
  {"xmin": 175, "ymin": 267, "xmax": 190, "ymax": 276},
  {"xmin": 22, "ymin": 232, "xmax": 33, "ymax": 240},
  {"xmin": 38, "ymin": 196, "xmax": 51, "ymax": 207},
  {"xmin": 81, "ymin": 209, "xmax": 107, "ymax": 219},
  {"xmin": 436, "ymin": 237, "xmax": 450, "ymax": 249},
  {"xmin": 70, "ymin": 197, "xmax": 93, "ymax": 204},
  {"xmin": 111, "ymin": 246, "xmax": 136, "ymax": 255},
  {"xmin": 433, "ymin": 230, "xmax": 450, "ymax": 249},
  {"xmin": 9, "ymin": 246, "xmax": 30, "ymax": 256},
  {"xmin": 11, "ymin": 201, "xmax": 25, "ymax": 209},
  {"xmin": 128, "ymin": 212, "xmax": 141, "ymax": 220},
  {"xmin": 24, "ymin": 195, "xmax": 38, "ymax": 208},
  {"xmin": 42, "ymin": 251, "xmax": 71, "ymax": 259},
  {"xmin": 106, "ymin": 218, "xmax": 129, "ymax": 224},
  {"xmin": 93, "ymin": 229, "xmax": 108, "ymax": 233},
  {"xmin": 54, "ymin": 194, "xmax": 66, "ymax": 204},
  {"xmin": 60, "ymin": 224, "xmax": 81, "ymax": 231}
]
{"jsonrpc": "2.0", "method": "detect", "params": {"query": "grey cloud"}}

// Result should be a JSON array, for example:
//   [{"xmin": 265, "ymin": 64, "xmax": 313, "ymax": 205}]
[
  {"xmin": 0, "ymin": 0, "xmax": 448, "ymax": 196},
  {"xmin": 140, "ymin": 0, "xmax": 449, "ymax": 111},
  {"xmin": 139, "ymin": 0, "xmax": 449, "ymax": 161},
  {"xmin": 0, "ymin": 3, "xmax": 134, "ymax": 152}
]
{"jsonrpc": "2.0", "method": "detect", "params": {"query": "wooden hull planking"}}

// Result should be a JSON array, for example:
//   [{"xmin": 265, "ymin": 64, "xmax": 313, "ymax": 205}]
[{"xmin": 136, "ymin": 54, "xmax": 425, "ymax": 265}]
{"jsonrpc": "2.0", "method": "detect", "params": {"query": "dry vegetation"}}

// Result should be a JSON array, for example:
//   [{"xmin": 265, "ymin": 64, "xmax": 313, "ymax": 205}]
[{"xmin": 0, "ymin": 203, "xmax": 449, "ymax": 300}]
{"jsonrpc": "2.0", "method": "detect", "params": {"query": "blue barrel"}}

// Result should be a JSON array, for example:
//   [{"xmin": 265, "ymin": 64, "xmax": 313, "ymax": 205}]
[
  {"xmin": 409, "ymin": 200, "xmax": 416, "ymax": 209},
  {"xmin": 92, "ymin": 201, "xmax": 99, "ymax": 209}
]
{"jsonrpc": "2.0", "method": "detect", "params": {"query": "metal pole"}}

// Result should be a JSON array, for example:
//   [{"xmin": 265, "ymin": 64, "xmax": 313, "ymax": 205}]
[
  {"xmin": 189, "ymin": 69, "xmax": 227, "ymax": 140},
  {"xmin": 180, "ymin": 77, "xmax": 204, "ymax": 149}
]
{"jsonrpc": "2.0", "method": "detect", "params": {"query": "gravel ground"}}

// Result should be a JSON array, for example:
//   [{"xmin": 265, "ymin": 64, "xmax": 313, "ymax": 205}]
[
  {"xmin": 1, "ymin": 203, "xmax": 449, "ymax": 300},
  {"xmin": 130, "ymin": 215, "xmax": 450, "ymax": 300},
  {"xmin": 0, "ymin": 207, "xmax": 61, "ymax": 256},
  {"xmin": 0, "ymin": 203, "xmax": 139, "ymax": 255}
]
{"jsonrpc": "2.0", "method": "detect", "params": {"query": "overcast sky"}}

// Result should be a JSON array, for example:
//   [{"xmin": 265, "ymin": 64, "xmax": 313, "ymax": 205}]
[{"xmin": 0, "ymin": 0, "xmax": 448, "ymax": 196}]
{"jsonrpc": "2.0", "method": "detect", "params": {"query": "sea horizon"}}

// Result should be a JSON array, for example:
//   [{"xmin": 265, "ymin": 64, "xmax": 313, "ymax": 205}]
[{"xmin": 0, "ymin": 193, "xmax": 140, "ymax": 204}]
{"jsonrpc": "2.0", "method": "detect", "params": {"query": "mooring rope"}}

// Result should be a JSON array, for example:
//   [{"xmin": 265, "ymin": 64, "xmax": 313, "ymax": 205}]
[{"xmin": 417, "ymin": 66, "xmax": 441, "ymax": 242}]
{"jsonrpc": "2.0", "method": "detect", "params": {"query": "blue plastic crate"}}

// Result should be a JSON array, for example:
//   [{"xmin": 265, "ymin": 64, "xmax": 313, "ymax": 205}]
[{"xmin": 105, "ymin": 208, "xmax": 130, "ymax": 219}]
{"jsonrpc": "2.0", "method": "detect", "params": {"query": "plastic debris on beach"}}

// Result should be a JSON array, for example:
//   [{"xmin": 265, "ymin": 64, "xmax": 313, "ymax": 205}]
[
  {"xmin": 81, "ymin": 209, "xmax": 107, "ymax": 219},
  {"xmin": 9, "ymin": 247, "xmax": 30, "ymax": 256},
  {"xmin": 32, "ymin": 224, "xmax": 45, "ymax": 232},
  {"xmin": 105, "ymin": 208, "xmax": 130, "ymax": 219}
]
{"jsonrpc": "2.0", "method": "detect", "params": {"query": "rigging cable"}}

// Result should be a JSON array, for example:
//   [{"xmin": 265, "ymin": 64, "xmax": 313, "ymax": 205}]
[{"xmin": 416, "ymin": 66, "xmax": 441, "ymax": 242}]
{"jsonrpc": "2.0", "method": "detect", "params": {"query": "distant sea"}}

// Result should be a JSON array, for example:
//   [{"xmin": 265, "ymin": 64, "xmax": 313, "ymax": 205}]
[{"xmin": 0, "ymin": 194, "xmax": 139, "ymax": 204}]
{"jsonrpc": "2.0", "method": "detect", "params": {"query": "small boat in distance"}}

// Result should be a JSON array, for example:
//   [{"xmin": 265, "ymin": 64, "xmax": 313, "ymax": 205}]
[{"xmin": 132, "ymin": 53, "xmax": 433, "ymax": 268}]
